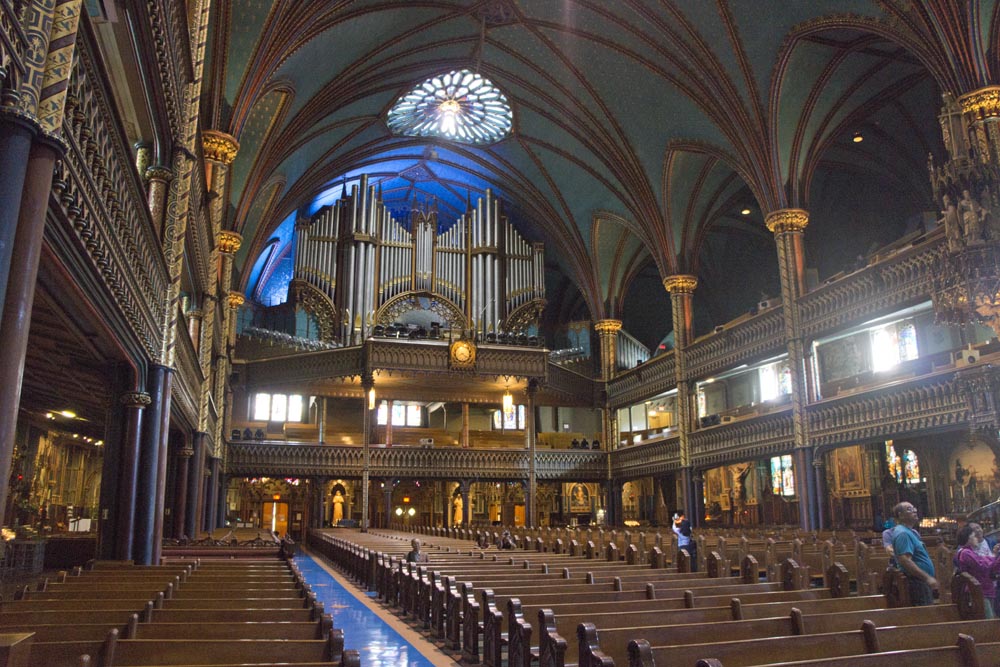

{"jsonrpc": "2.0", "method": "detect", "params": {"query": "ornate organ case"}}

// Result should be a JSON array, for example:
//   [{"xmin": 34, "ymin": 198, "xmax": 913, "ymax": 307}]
[{"xmin": 291, "ymin": 175, "xmax": 545, "ymax": 345}]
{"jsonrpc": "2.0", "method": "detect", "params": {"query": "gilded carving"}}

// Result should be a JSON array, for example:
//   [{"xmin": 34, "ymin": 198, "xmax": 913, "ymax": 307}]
[
  {"xmin": 765, "ymin": 209, "xmax": 809, "ymax": 234},
  {"xmin": 593, "ymin": 319, "xmax": 623, "ymax": 334},
  {"xmin": 217, "ymin": 230, "xmax": 243, "ymax": 254},
  {"xmin": 662, "ymin": 275, "xmax": 698, "ymax": 294},
  {"xmin": 959, "ymin": 86, "xmax": 1000, "ymax": 121},
  {"xmin": 227, "ymin": 291, "xmax": 246, "ymax": 310},
  {"xmin": 121, "ymin": 391, "xmax": 152, "ymax": 408},
  {"xmin": 202, "ymin": 129, "xmax": 240, "ymax": 164}
]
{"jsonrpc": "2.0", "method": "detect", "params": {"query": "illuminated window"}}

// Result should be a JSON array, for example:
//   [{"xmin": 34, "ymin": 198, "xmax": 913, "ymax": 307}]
[
  {"xmin": 254, "ymin": 394, "xmax": 271, "ymax": 421},
  {"xmin": 253, "ymin": 393, "xmax": 306, "ymax": 423},
  {"xmin": 492, "ymin": 405, "xmax": 525, "ymax": 430},
  {"xmin": 376, "ymin": 403, "xmax": 423, "ymax": 426},
  {"xmin": 770, "ymin": 455, "xmax": 795, "ymax": 496},
  {"xmin": 759, "ymin": 361, "xmax": 792, "ymax": 402},
  {"xmin": 407, "ymin": 404, "xmax": 421, "ymax": 426},
  {"xmin": 696, "ymin": 389, "xmax": 707, "ymax": 418},
  {"xmin": 871, "ymin": 319, "xmax": 919, "ymax": 372},
  {"xmin": 387, "ymin": 69, "xmax": 513, "ymax": 145}
]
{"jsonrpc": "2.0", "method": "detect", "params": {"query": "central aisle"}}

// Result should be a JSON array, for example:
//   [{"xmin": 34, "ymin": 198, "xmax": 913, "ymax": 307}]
[{"xmin": 294, "ymin": 551, "xmax": 456, "ymax": 667}]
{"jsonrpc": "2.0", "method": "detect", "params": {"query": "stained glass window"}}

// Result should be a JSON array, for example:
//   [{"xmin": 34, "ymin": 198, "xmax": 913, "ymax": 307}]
[
  {"xmin": 492, "ymin": 405, "xmax": 525, "ymax": 430},
  {"xmin": 886, "ymin": 439, "xmax": 921, "ymax": 484},
  {"xmin": 770, "ymin": 455, "xmax": 795, "ymax": 496},
  {"xmin": 388, "ymin": 69, "xmax": 513, "ymax": 145}
]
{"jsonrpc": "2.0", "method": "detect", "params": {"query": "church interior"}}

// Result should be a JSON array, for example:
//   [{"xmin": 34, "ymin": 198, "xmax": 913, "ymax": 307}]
[{"xmin": 3, "ymin": 0, "xmax": 1000, "ymax": 664}]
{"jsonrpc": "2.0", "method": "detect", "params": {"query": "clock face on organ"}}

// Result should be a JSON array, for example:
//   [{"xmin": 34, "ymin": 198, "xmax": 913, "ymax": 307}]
[{"xmin": 450, "ymin": 340, "xmax": 475, "ymax": 365}]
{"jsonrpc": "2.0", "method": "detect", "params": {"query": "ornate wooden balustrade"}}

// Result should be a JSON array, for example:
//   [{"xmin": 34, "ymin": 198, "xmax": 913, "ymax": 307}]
[
  {"xmin": 614, "ymin": 436, "xmax": 681, "ymax": 478},
  {"xmin": 808, "ymin": 366, "xmax": 971, "ymax": 450},
  {"xmin": 47, "ymin": 19, "xmax": 169, "ymax": 361},
  {"xmin": 798, "ymin": 230, "xmax": 943, "ymax": 339},
  {"xmin": 606, "ymin": 351, "xmax": 676, "ymax": 409},
  {"xmin": 689, "ymin": 409, "xmax": 795, "ymax": 467},
  {"xmin": 685, "ymin": 308, "xmax": 786, "ymax": 381},
  {"xmin": 171, "ymin": 312, "xmax": 204, "ymax": 427},
  {"xmin": 227, "ymin": 443, "xmax": 607, "ymax": 480},
  {"xmin": 0, "ymin": 1, "xmax": 28, "ymax": 105}
]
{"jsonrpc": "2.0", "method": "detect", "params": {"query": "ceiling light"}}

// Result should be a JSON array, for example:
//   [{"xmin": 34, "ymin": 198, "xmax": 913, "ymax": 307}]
[
  {"xmin": 741, "ymin": 208, "xmax": 751, "ymax": 216},
  {"xmin": 45, "ymin": 413, "xmax": 53, "ymax": 420},
  {"xmin": 60, "ymin": 410, "xmax": 76, "ymax": 419},
  {"xmin": 852, "ymin": 132, "xmax": 863, "ymax": 143}
]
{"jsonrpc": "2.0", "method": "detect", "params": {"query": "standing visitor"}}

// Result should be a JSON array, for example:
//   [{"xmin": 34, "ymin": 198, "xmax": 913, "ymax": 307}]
[
  {"xmin": 890, "ymin": 502, "xmax": 937, "ymax": 605},
  {"xmin": 673, "ymin": 510, "xmax": 697, "ymax": 572},
  {"xmin": 954, "ymin": 523, "xmax": 1000, "ymax": 618}
]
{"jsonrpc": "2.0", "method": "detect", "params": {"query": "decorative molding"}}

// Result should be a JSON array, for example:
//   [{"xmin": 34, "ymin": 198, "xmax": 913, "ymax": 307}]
[
  {"xmin": 121, "ymin": 391, "xmax": 152, "ymax": 408},
  {"xmin": 227, "ymin": 443, "xmax": 605, "ymax": 480},
  {"xmin": 593, "ymin": 319, "xmax": 623, "ymax": 334},
  {"xmin": 765, "ymin": 209, "xmax": 809, "ymax": 234},
  {"xmin": 662, "ymin": 275, "xmax": 697, "ymax": 294},
  {"xmin": 217, "ymin": 230, "xmax": 243, "ymax": 254},
  {"xmin": 202, "ymin": 129, "xmax": 239, "ymax": 164},
  {"xmin": 685, "ymin": 309, "xmax": 785, "ymax": 381},
  {"xmin": 226, "ymin": 291, "xmax": 245, "ymax": 309},
  {"xmin": 959, "ymin": 86, "xmax": 1000, "ymax": 121}
]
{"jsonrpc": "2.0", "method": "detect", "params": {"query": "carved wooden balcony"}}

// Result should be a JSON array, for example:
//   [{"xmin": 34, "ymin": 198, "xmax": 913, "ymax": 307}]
[
  {"xmin": 685, "ymin": 308, "xmax": 786, "ymax": 381},
  {"xmin": 227, "ymin": 442, "xmax": 607, "ymax": 480},
  {"xmin": 614, "ymin": 435, "xmax": 681, "ymax": 477},
  {"xmin": 799, "ymin": 230, "xmax": 943, "ymax": 339},
  {"xmin": 47, "ymin": 22, "xmax": 169, "ymax": 362},
  {"xmin": 607, "ymin": 351, "xmax": 676, "ymax": 408},
  {"xmin": 688, "ymin": 409, "xmax": 795, "ymax": 468},
  {"xmin": 0, "ymin": 1, "xmax": 28, "ymax": 106},
  {"xmin": 808, "ymin": 365, "xmax": 971, "ymax": 450},
  {"xmin": 171, "ymin": 314, "xmax": 205, "ymax": 428}
]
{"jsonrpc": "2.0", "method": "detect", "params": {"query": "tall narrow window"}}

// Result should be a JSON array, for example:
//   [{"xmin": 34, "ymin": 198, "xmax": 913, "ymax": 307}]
[
  {"xmin": 770, "ymin": 455, "xmax": 795, "ymax": 496},
  {"xmin": 271, "ymin": 394, "xmax": 288, "ymax": 423},
  {"xmin": 254, "ymin": 393, "xmax": 271, "ymax": 421}
]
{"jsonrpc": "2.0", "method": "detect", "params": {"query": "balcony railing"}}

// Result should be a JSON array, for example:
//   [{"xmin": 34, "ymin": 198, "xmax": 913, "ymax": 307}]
[{"xmin": 0, "ymin": 1, "xmax": 28, "ymax": 105}]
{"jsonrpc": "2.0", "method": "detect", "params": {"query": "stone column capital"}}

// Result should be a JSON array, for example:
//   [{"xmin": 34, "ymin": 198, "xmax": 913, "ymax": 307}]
[
  {"xmin": 765, "ymin": 209, "xmax": 809, "ymax": 235},
  {"xmin": 663, "ymin": 274, "xmax": 698, "ymax": 294},
  {"xmin": 217, "ymin": 230, "xmax": 243, "ymax": 254},
  {"xmin": 202, "ymin": 130, "xmax": 240, "ymax": 164},
  {"xmin": 121, "ymin": 391, "xmax": 152, "ymax": 408}
]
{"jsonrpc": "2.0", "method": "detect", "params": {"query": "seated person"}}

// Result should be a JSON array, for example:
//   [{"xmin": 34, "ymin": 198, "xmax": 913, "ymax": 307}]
[
  {"xmin": 580, "ymin": 438, "xmax": 589, "ymax": 449},
  {"xmin": 591, "ymin": 439, "xmax": 600, "ymax": 450},
  {"xmin": 406, "ymin": 538, "xmax": 428, "ymax": 562},
  {"xmin": 570, "ymin": 438, "xmax": 580, "ymax": 449},
  {"xmin": 498, "ymin": 530, "xmax": 515, "ymax": 550}
]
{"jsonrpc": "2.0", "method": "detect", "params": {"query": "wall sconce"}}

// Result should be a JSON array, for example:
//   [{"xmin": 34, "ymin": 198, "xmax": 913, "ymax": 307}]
[{"xmin": 368, "ymin": 387, "xmax": 376, "ymax": 410}]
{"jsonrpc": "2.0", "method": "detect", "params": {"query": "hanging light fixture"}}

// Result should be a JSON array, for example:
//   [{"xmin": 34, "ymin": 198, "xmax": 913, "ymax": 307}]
[
  {"xmin": 368, "ymin": 387, "xmax": 376, "ymax": 411},
  {"xmin": 502, "ymin": 388, "xmax": 513, "ymax": 413}
]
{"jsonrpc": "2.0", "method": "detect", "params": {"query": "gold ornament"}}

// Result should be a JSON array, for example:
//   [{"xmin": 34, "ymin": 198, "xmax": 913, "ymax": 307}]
[
  {"xmin": 202, "ymin": 130, "xmax": 240, "ymax": 165},
  {"xmin": 449, "ymin": 339, "xmax": 477, "ymax": 367},
  {"xmin": 217, "ymin": 230, "xmax": 243, "ymax": 254},
  {"xmin": 227, "ymin": 291, "xmax": 246, "ymax": 309},
  {"xmin": 662, "ymin": 275, "xmax": 698, "ymax": 294},
  {"xmin": 959, "ymin": 86, "xmax": 1000, "ymax": 121},
  {"xmin": 593, "ymin": 319, "xmax": 623, "ymax": 334},
  {"xmin": 765, "ymin": 209, "xmax": 809, "ymax": 235}
]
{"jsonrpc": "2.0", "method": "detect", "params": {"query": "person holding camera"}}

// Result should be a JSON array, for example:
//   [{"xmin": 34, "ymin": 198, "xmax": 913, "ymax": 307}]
[{"xmin": 672, "ymin": 509, "xmax": 696, "ymax": 572}]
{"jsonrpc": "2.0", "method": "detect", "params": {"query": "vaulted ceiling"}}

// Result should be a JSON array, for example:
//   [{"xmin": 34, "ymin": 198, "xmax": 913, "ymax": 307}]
[{"xmin": 205, "ymin": 0, "xmax": 1000, "ymax": 347}]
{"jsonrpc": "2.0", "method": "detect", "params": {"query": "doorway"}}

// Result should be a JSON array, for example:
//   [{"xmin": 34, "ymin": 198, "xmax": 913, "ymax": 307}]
[{"xmin": 262, "ymin": 501, "xmax": 289, "ymax": 535}]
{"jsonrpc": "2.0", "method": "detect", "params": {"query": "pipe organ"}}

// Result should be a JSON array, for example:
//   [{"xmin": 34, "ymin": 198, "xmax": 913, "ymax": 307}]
[
  {"xmin": 616, "ymin": 329, "xmax": 651, "ymax": 370},
  {"xmin": 292, "ymin": 175, "xmax": 545, "ymax": 345}
]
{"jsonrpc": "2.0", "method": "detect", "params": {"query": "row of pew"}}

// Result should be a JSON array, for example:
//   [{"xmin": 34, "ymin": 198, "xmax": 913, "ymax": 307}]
[
  {"xmin": 310, "ymin": 527, "xmax": 995, "ymax": 667},
  {"xmin": 0, "ymin": 556, "xmax": 360, "ymax": 667}
]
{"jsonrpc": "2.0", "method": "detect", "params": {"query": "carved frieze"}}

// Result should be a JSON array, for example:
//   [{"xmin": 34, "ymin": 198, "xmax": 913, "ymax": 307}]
[
  {"xmin": 614, "ymin": 437, "xmax": 681, "ymax": 477},
  {"xmin": 689, "ymin": 410, "xmax": 795, "ymax": 467},
  {"xmin": 685, "ymin": 309, "xmax": 785, "ymax": 381}
]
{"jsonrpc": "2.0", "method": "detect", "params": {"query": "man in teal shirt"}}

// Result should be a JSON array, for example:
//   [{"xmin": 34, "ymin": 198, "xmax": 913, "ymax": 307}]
[{"xmin": 891, "ymin": 502, "xmax": 937, "ymax": 605}]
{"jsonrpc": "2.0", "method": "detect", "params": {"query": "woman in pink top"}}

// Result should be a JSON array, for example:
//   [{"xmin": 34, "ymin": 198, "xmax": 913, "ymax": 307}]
[{"xmin": 955, "ymin": 523, "xmax": 1000, "ymax": 618}]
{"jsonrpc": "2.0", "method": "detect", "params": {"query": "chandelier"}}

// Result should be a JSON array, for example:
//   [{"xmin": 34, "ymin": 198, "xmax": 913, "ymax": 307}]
[{"xmin": 933, "ymin": 239, "xmax": 1000, "ymax": 337}]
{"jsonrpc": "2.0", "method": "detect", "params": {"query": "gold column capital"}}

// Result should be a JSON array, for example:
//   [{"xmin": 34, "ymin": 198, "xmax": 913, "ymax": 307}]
[
  {"xmin": 765, "ymin": 209, "xmax": 809, "ymax": 234},
  {"xmin": 202, "ymin": 130, "xmax": 240, "ymax": 164},
  {"xmin": 226, "ymin": 291, "xmax": 246, "ymax": 310},
  {"xmin": 662, "ymin": 274, "xmax": 698, "ymax": 294},
  {"xmin": 217, "ymin": 230, "xmax": 243, "ymax": 254},
  {"xmin": 959, "ymin": 86, "xmax": 1000, "ymax": 121},
  {"xmin": 593, "ymin": 319, "xmax": 623, "ymax": 334},
  {"xmin": 145, "ymin": 165, "xmax": 173, "ymax": 183}
]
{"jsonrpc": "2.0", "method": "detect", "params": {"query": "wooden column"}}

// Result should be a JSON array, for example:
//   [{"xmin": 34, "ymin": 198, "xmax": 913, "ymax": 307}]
[{"xmin": 664, "ymin": 275, "xmax": 698, "ymax": 521}]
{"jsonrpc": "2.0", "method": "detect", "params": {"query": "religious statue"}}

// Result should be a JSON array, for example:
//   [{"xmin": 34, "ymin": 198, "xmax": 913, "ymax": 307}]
[
  {"xmin": 332, "ymin": 490, "xmax": 345, "ymax": 524},
  {"xmin": 942, "ymin": 194, "xmax": 963, "ymax": 252},
  {"xmin": 453, "ymin": 494, "xmax": 463, "ymax": 526},
  {"xmin": 959, "ymin": 189, "xmax": 986, "ymax": 245}
]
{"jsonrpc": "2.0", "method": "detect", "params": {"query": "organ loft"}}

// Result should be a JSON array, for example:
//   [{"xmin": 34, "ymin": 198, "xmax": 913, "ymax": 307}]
[{"xmin": 3, "ymin": 0, "xmax": 1000, "ymax": 605}]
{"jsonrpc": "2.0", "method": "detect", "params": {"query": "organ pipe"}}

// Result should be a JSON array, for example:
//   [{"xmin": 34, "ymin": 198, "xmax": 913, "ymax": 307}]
[{"xmin": 292, "ymin": 177, "xmax": 544, "ymax": 344}]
